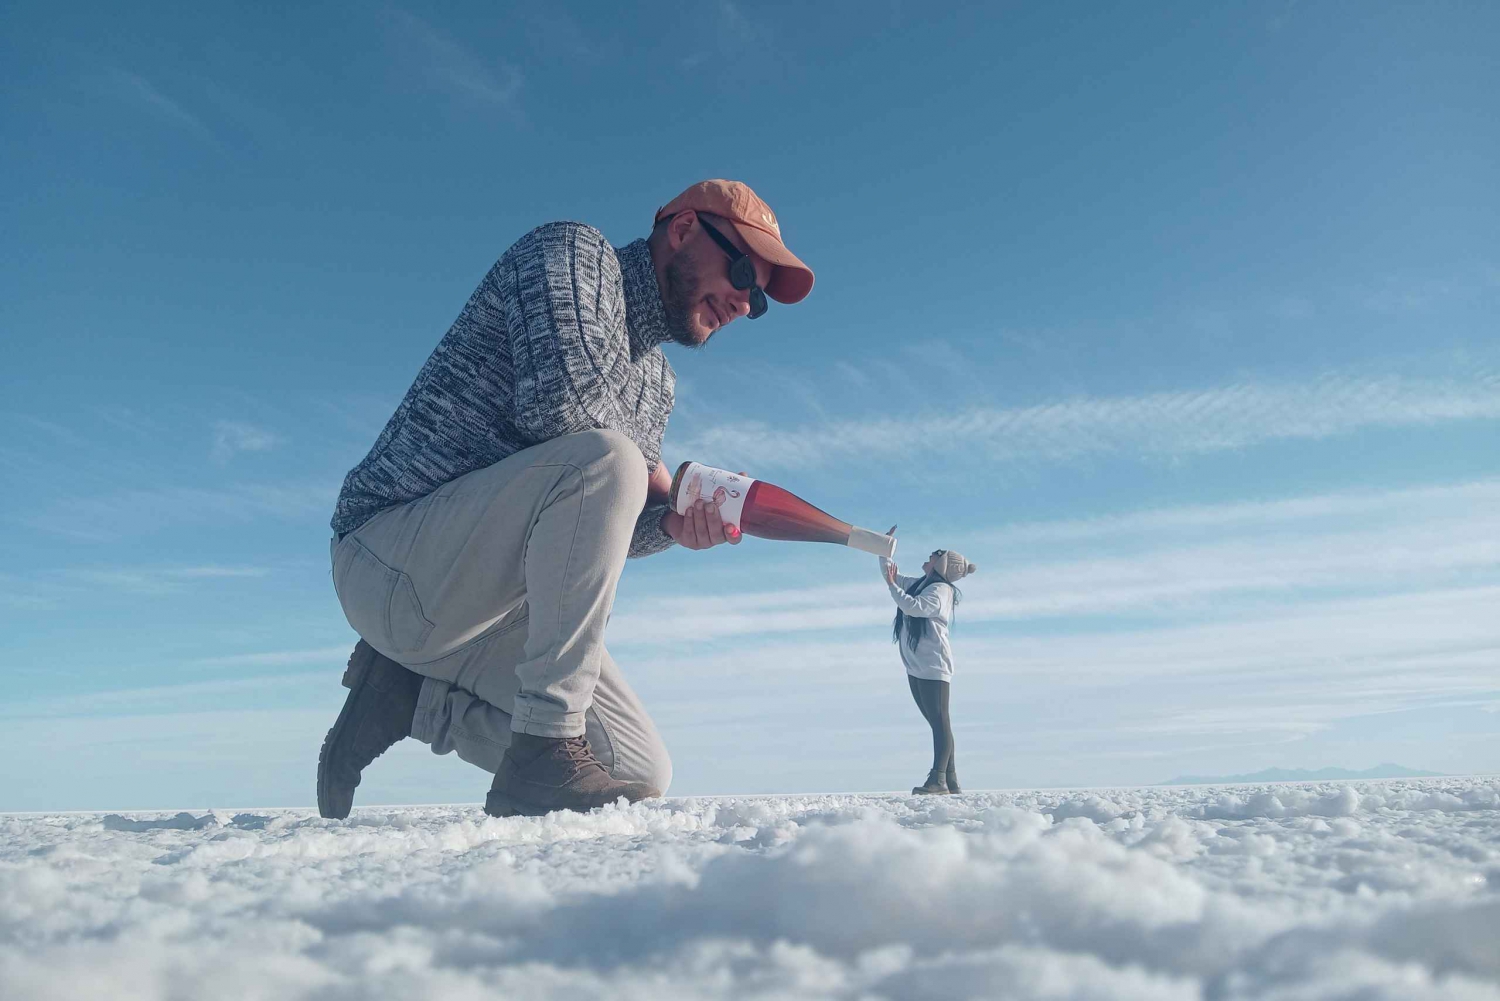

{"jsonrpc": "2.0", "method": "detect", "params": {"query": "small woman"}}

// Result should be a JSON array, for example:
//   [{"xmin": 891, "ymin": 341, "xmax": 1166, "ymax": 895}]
[{"xmin": 881, "ymin": 543, "xmax": 977, "ymax": 795}]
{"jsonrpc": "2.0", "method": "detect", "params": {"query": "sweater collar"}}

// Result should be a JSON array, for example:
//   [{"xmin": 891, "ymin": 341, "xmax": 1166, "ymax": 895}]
[{"xmin": 616, "ymin": 238, "xmax": 673, "ymax": 355}]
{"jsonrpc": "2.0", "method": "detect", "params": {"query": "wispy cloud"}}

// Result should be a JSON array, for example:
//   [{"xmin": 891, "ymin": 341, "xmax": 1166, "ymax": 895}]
[
  {"xmin": 608, "ymin": 478, "xmax": 1500, "ymax": 781},
  {"xmin": 61, "ymin": 565, "xmax": 271, "ymax": 596},
  {"xmin": 621, "ymin": 584, "xmax": 1500, "ymax": 784},
  {"xmin": 1359, "ymin": 264, "xmax": 1500, "ymax": 313},
  {"xmin": 0, "ymin": 672, "xmax": 338, "ymax": 721},
  {"xmin": 0, "ymin": 572, "xmax": 62, "ymax": 612},
  {"xmin": 611, "ymin": 478, "xmax": 1500, "ymax": 643},
  {"xmin": 193, "ymin": 645, "xmax": 352, "ymax": 668},
  {"xmin": 0, "ymin": 564, "xmax": 277, "ymax": 609},
  {"xmin": 518, "ymin": 8, "xmax": 595, "ymax": 59},
  {"xmin": 832, "ymin": 361, "xmax": 874, "ymax": 390},
  {"xmin": 103, "ymin": 69, "xmax": 217, "ymax": 144},
  {"xmin": 24, "ymin": 481, "xmax": 335, "ymax": 541},
  {"xmin": 389, "ymin": 9, "xmax": 523, "ymax": 111},
  {"xmin": 210, "ymin": 420, "xmax": 279, "ymax": 464},
  {"xmin": 717, "ymin": 0, "xmax": 758, "ymax": 41},
  {"xmin": 674, "ymin": 369, "xmax": 1500, "ymax": 470},
  {"xmin": 979, "ymin": 586, "xmax": 1500, "ymax": 748},
  {"xmin": 681, "ymin": 1, "xmax": 777, "ymax": 71},
  {"xmin": 13, "ymin": 415, "xmax": 93, "ymax": 448},
  {"xmin": 9, "ymin": 479, "xmax": 1497, "ymax": 789},
  {"xmin": 94, "ymin": 406, "xmax": 164, "ymax": 440},
  {"xmin": 973, "ymin": 478, "xmax": 1500, "ymax": 548}
]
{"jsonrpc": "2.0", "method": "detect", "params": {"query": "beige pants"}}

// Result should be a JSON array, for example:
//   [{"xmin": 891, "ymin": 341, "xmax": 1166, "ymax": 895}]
[{"xmin": 330, "ymin": 430, "xmax": 672, "ymax": 793}]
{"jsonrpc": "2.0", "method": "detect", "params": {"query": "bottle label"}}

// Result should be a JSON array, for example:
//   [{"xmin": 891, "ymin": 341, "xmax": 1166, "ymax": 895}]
[{"xmin": 673, "ymin": 462, "xmax": 756, "ymax": 528}]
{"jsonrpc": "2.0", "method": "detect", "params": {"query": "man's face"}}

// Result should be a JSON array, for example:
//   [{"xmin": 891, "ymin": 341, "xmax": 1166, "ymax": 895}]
[{"xmin": 662, "ymin": 214, "xmax": 774, "ymax": 348}]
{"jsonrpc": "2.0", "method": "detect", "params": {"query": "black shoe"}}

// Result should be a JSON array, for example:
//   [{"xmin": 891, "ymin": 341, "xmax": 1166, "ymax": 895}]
[
  {"xmin": 485, "ymin": 733, "xmax": 661, "ymax": 817},
  {"xmin": 912, "ymin": 770, "xmax": 951, "ymax": 796},
  {"xmin": 317, "ymin": 641, "xmax": 424, "ymax": 819},
  {"xmin": 946, "ymin": 764, "xmax": 961, "ymax": 794}
]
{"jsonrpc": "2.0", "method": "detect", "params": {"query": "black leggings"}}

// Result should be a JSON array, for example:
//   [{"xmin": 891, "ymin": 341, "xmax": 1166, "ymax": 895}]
[{"xmin": 908, "ymin": 676, "xmax": 955, "ymax": 780}]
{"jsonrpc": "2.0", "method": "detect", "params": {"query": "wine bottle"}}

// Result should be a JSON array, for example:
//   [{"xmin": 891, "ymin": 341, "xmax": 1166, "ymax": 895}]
[{"xmin": 668, "ymin": 461, "xmax": 897, "ymax": 558}]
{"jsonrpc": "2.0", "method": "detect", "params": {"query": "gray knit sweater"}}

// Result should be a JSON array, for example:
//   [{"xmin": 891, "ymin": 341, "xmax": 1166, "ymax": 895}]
[{"xmin": 331, "ymin": 223, "xmax": 677, "ymax": 557}]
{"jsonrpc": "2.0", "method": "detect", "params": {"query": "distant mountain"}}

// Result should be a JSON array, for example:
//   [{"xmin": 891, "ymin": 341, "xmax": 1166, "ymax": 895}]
[{"xmin": 1161, "ymin": 763, "xmax": 1443, "ymax": 785}]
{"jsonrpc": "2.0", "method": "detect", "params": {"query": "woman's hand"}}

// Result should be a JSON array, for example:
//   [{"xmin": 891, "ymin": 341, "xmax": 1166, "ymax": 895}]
[{"xmin": 883, "ymin": 527, "xmax": 900, "ymax": 583}]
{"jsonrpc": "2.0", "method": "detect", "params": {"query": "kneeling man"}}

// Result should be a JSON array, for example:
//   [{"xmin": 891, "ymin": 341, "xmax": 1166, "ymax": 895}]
[{"xmin": 317, "ymin": 180, "xmax": 814, "ymax": 818}]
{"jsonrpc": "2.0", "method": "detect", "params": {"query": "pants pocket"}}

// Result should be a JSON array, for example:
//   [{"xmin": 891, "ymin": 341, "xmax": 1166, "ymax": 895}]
[{"xmin": 333, "ymin": 537, "xmax": 436, "ymax": 657}]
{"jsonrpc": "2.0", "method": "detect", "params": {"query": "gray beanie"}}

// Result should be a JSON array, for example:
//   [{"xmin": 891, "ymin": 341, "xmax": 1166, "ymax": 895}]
[{"xmin": 934, "ymin": 549, "xmax": 977, "ymax": 583}]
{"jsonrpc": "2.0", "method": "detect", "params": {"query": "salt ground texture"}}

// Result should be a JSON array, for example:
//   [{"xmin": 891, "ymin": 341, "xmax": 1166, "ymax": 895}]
[{"xmin": 2, "ymin": 778, "xmax": 1498, "ymax": 1000}]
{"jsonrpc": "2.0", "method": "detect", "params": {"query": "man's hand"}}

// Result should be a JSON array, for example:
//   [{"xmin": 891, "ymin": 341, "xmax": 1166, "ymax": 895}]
[
  {"xmin": 663, "ymin": 499, "xmax": 743, "ymax": 550},
  {"xmin": 884, "ymin": 561, "xmax": 898, "ymax": 585}
]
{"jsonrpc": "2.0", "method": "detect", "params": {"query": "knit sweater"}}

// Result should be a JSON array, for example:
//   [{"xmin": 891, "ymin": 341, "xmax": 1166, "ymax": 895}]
[{"xmin": 331, "ymin": 223, "xmax": 677, "ymax": 557}]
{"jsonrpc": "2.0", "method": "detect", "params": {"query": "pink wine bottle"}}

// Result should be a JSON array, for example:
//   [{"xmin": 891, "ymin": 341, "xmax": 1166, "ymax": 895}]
[{"xmin": 669, "ymin": 461, "xmax": 896, "ymax": 558}]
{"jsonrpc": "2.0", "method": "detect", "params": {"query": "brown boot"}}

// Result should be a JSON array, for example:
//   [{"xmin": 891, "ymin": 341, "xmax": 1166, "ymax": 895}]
[
  {"xmin": 912, "ymin": 770, "xmax": 951, "ymax": 796},
  {"xmin": 485, "ymin": 732, "xmax": 661, "ymax": 817},
  {"xmin": 317, "ymin": 641, "xmax": 424, "ymax": 819}
]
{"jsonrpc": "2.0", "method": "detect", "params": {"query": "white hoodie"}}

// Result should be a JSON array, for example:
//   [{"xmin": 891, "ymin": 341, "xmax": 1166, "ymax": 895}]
[{"xmin": 880, "ymin": 557, "xmax": 956, "ymax": 681}]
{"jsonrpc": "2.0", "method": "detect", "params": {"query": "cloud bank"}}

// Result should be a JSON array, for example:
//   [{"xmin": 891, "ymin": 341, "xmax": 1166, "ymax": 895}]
[{"xmin": 674, "ymin": 370, "xmax": 1500, "ymax": 469}]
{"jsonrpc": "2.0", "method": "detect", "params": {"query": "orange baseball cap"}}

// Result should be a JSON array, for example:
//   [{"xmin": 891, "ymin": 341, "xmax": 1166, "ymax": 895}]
[{"xmin": 655, "ymin": 179, "xmax": 815, "ymax": 304}]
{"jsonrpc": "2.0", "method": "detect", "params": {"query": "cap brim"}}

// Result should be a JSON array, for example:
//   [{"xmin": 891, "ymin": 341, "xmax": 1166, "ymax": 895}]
[{"xmin": 727, "ymin": 222, "xmax": 815, "ymax": 304}]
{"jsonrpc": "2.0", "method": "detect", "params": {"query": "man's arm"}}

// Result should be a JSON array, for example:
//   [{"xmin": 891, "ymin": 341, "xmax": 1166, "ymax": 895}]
[{"xmin": 629, "ymin": 502, "xmax": 677, "ymax": 557}]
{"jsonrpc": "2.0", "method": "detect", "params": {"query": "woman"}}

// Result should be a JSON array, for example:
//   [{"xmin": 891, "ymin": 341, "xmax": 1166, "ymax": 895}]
[{"xmin": 881, "ymin": 544, "xmax": 977, "ymax": 795}]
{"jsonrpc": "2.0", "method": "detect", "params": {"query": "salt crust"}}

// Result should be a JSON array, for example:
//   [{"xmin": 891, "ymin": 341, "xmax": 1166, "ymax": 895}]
[{"xmin": 2, "ymin": 777, "xmax": 1497, "ymax": 999}]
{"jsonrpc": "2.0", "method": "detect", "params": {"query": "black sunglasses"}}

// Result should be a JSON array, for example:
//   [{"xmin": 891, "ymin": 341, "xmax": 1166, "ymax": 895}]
[{"xmin": 697, "ymin": 218, "xmax": 768, "ymax": 320}]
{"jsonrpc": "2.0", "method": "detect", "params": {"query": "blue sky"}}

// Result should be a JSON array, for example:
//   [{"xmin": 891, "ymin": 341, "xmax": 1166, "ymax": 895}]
[{"xmin": 2, "ymin": 1, "xmax": 1497, "ymax": 810}]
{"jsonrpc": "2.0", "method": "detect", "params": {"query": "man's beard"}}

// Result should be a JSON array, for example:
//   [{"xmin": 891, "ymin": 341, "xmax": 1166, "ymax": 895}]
[{"xmin": 662, "ymin": 246, "xmax": 708, "ymax": 349}]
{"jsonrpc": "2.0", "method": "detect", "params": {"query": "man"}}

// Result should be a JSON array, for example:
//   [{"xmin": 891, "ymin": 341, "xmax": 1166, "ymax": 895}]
[{"xmin": 317, "ymin": 179, "xmax": 814, "ymax": 818}]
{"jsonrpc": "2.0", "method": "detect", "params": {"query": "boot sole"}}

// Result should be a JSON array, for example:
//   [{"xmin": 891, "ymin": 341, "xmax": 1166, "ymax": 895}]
[
  {"xmin": 484, "ymin": 785, "xmax": 663, "ymax": 819},
  {"xmin": 483, "ymin": 791, "xmax": 534, "ymax": 818},
  {"xmin": 316, "ymin": 645, "xmax": 375, "ymax": 820}
]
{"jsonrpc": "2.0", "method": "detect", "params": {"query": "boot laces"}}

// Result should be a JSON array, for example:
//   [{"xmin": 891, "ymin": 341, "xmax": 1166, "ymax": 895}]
[{"xmin": 559, "ymin": 736, "xmax": 608, "ymax": 776}]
